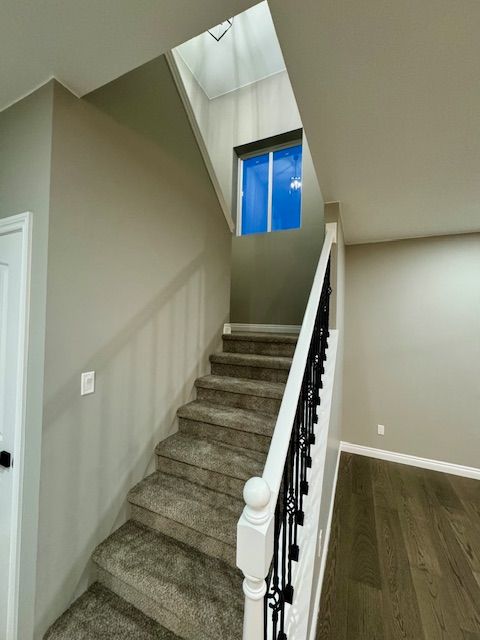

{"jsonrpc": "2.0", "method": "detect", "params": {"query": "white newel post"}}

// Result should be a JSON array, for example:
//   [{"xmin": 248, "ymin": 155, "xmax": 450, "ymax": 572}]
[{"xmin": 237, "ymin": 477, "xmax": 275, "ymax": 640}]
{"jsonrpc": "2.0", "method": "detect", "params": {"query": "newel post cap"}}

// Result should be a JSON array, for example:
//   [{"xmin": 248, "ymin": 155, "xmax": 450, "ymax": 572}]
[{"xmin": 243, "ymin": 477, "xmax": 271, "ymax": 525}]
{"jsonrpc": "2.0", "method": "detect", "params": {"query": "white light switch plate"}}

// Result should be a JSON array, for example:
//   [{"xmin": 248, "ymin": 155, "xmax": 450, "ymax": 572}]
[
  {"xmin": 378, "ymin": 424, "xmax": 385, "ymax": 436},
  {"xmin": 81, "ymin": 371, "xmax": 95, "ymax": 396}
]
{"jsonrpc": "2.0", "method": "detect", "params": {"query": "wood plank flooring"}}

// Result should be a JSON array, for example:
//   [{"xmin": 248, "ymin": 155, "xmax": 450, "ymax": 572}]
[{"xmin": 317, "ymin": 453, "xmax": 480, "ymax": 640}]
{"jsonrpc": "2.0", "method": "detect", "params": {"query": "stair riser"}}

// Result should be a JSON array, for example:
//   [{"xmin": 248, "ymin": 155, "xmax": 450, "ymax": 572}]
[
  {"xmin": 95, "ymin": 566, "xmax": 221, "ymax": 640},
  {"xmin": 129, "ymin": 504, "xmax": 236, "ymax": 568},
  {"xmin": 196, "ymin": 387, "xmax": 281, "ymax": 415},
  {"xmin": 156, "ymin": 454, "xmax": 245, "ymax": 500},
  {"xmin": 223, "ymin": 340, "xmax": 295, "ymax": 358},
  {"xmin": 179, "ymin": 417, "xmax": 271, "ymax": 453},
  {"xmin": 211, "ymin": 361, "xmax": 289, "ymax": 383}
]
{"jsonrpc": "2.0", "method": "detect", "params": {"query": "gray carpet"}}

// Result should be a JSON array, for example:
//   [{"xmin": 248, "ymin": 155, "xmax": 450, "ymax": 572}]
[
  {"xmin": 44, "ymin": 582, "xmax": 180, "ymax": 640},
  {"xmin": 128, "ymin": 470, "xmax": 242, "ymax": 566},
  {"xmin": 44, "ymin": 332, "xmax": 295, "ymax": 638}
]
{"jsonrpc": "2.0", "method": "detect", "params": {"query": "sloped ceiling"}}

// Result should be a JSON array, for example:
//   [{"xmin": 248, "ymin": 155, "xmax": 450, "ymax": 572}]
[
  {"xmin": 269, "ymin": 0, "xmax": 480, "ymax": 243},
  {"xmin": 176, "ymin": 2, "xmax": 285, "ymax": 99},
  {"xmin": 0, "ymin": 0, "xmax": 257, "ymax": 112}
]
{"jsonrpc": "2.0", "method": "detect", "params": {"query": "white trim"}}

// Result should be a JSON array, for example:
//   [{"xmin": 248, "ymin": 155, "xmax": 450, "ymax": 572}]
[
  {"xmin": 307, "ymin": 445, "xmax": 341, "ymax": 640},
  {"xmin": 340, "ymin": 442, "xmax": 480, "ymax": 481},
  {"xmin": 236, "ymin": 157, "xmax": 243, "ymax": 236},
  {"xmin": 325, "ymin": 222, "xmax": 337, "ymax": 244},
  {"xmin": 0, "ymin": 212, "xmax": 32, "ymax": 639},
  {"xmin": 165, "ymin": 50, "xmax": 235, "ymax": 233},
  {"xmin": 224, "ymin": 323, "xmax": 301, "ymax": 335},
  {"xmin": 267, "ymin": 151, "xmax": 273, "ymax": 232}
]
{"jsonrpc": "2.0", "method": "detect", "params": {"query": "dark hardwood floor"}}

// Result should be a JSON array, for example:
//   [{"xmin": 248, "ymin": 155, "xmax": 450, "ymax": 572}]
[{"xmin": 317, "ymin": 453, "xmax": 480, "ymax": 640}]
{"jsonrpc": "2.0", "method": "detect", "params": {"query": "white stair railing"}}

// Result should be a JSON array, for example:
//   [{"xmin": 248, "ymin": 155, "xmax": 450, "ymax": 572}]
[{"xmin": 237, "ymin": 222, "xmax": 338, "ymax": 640}]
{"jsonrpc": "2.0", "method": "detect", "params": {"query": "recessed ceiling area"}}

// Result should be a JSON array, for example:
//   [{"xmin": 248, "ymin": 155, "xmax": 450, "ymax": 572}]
[
  {"xmin": 175, "ymin": 2, "xmax": 286, "ymax": 99},
  {"xmin": 0, "ymin": 0, "xmax": 258, "ymax": 112}
]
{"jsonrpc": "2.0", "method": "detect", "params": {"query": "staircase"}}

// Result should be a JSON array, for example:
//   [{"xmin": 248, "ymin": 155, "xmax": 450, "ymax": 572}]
[{"xmin": 44, "ymin": 332, "xmax": 297, "ymax": 640}]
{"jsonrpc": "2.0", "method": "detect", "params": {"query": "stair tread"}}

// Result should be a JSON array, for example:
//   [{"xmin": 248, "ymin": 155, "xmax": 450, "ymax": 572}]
[
  {"xmin": 92, "ymin": 521, "xmax": 243, "ymax": 638},
  {"xmin": 44, "ymin": 582, "xmax": 180, "ymax": 640},
  {"xmin": 177, "ymin": 400, "xmax": 276, "ymax": 436},
  {"xmin": 195, "ymin": 374, "xmax": 285, "ymax": 399},
  {"xmin": 210, "ymin": 351, "xmax": 292, "ymax": 369},
  {"xmin": 155, "ymin": 432, "xmax": 265, "ymax": 480},
  {"xmin": 128, "ymin": 471, "xmax": 242, "ymax": 547},
  {"xmin": 223, "ymin": 331, "xmax": 298, "ymax": 343}
]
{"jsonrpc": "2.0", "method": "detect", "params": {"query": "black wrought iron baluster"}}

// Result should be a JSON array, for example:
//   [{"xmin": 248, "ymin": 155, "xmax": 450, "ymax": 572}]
[
  {"xmin": 286, "ymin": 430, "xmax": 298, "ymax": 561},
  {"xmin": 299, "ymin": 385, "xmax": 309, "ymax": 508},
  {"xmin": 312, "ymin": 304, "xmax": 322, "ymax": 408},
  {"xmin": 280, "ymin": 466, "xmax": 288, "ymax": 632},
  {"xmin": 294, "ymin": 406, "xmax": 303, "ymax": 530},
  {"xmin": 320, "ymin": 259, "xmax": 331, "ymax": 373},
  {"xmin": 284, "ymin": 435, "xmax": 296, "ymax": 603}
]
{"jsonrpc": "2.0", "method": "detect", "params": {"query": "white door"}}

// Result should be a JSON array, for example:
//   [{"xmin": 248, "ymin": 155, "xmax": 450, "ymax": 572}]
[{"xmin": 0, "ymin": 221, "xmax": 27, "ymax": 640}]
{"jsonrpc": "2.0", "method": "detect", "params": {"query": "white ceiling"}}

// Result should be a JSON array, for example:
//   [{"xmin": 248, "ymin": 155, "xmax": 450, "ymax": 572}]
[
  {"xmin": 175, "ymin": 2, "xmax": 285, "ymax": 99},
  {"xmin": 0, "ymin": 0, "xmax": 258, "ymax": 112},
  {"xmin": 269, "ymin": 0, "xmax": 480, "ymax": 243}
]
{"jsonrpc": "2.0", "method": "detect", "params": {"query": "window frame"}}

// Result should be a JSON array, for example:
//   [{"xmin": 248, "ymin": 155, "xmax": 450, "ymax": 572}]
[{"xmin": 236, "ymin": 138, "xmax": 303, "ymax": 237}]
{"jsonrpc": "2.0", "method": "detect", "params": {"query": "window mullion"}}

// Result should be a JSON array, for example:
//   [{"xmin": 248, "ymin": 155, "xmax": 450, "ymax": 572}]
[
  {"xmin": 237, "ymin": 158, "xmax": 243, "ymax": 236},
  {"xmin": 267, "ymin": 151, "xmax": 273, "ymax": 232}
]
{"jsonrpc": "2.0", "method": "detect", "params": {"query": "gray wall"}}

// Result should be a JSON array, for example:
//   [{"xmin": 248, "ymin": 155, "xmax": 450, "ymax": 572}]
[
  {"xmin": 344, "ymin": 233, "xmax": 480, "ymax": 468},
  {"xmin": 0, "ymin": 82, "xmax": 54, "ymax": 640},
  {"xmin": 175, "ymin": 59, "xmax": 325, "ymax": 325},
  {"xmin": 35, "ymin": 58, "xmax": 231, "ymax": 637}
]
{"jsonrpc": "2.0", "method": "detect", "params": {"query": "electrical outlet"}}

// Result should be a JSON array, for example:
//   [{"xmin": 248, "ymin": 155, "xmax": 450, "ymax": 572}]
[
  {"xmin": 81, "ymin": 371, "xmax": 95, "ymax": 396},
  {"xmin": 377, "ymin": 424, "xmax": 385, "ymax": 436}
]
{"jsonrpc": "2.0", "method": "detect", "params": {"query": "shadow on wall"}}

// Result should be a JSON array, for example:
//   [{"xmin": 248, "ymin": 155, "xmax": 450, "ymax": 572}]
[
  {"xmin": 34, "ymin": 66, "xmax": 231, "ymax": 638},
  {"xmin": 37, "ymin": 251, "xmax": 227, "ymax": 635}
]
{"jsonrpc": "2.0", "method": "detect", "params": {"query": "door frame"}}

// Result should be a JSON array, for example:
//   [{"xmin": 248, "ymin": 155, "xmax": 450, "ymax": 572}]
[{"xmin": 0, "ymin": 211, "xmax": 32, "ymax": 638}]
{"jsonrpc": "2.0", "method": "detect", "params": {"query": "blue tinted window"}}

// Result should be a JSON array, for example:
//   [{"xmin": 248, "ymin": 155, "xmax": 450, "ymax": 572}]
[
  {"xmin": 241, "ymin": 153, "xmax": 269, "ymax": 235},
  {"xmin": 272, "ymin": 144, "xmax": 302, "ymax": 232},
  {"xmin": 239, "ymin": 142, "xmax": 302, "ymax": 236}
]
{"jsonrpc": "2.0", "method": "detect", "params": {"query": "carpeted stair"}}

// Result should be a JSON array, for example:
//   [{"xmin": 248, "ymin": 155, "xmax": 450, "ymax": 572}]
[{"xmin": 44, "ymin": 332, "xmax": 296, "ymax": 639}]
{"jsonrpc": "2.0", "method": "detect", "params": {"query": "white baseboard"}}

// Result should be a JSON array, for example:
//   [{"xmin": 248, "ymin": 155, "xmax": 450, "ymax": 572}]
[
  {"xmin": 224, "ymin": 323, "xmax": 301, "ymax": 335},
  {"xmin": 308, "ymin": 445, "xmax": 342, "ymax": 640},
  {"xmin": 341, "ymin": 442, "xmax": 480, "ymax": 481}
]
